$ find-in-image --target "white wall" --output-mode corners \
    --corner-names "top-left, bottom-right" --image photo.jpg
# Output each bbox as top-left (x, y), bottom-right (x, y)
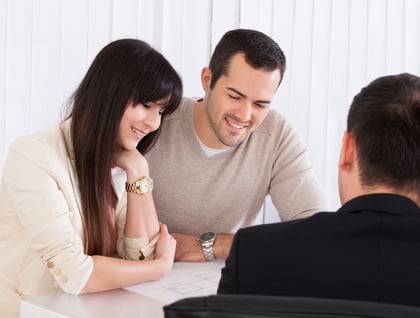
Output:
top-left (1, 0), bottom-right (420, 221)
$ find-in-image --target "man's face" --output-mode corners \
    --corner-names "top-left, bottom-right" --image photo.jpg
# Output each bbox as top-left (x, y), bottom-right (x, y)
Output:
top-left (203, 53), bottom-right (281, 148)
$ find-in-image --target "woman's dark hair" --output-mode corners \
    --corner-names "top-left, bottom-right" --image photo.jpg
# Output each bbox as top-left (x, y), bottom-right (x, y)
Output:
top-left (66, 39), bottom-right (182, 255)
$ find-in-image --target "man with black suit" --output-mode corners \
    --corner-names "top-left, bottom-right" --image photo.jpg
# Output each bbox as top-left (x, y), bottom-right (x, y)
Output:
top-left (217, 73), bottom-right (420, 307)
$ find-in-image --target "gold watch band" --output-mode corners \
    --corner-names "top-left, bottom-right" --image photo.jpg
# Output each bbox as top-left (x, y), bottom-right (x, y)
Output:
top-left (125, 176), bottom-right (153, 194)
top-left (125, 183), bottom-right (138, 193)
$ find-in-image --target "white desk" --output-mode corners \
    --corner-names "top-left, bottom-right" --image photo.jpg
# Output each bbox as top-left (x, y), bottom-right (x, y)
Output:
top-left (20, 260), bottom-right (225, 318)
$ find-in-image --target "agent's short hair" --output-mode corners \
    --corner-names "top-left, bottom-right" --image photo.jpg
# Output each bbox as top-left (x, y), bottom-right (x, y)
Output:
top-left (347, 73), bottom-right (420, 192)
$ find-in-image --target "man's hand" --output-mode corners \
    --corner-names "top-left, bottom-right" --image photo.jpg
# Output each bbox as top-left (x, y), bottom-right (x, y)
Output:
top-left (171, 233), bottom-right (204, 262)
top-left (171, 233), bottom-right (234, 262)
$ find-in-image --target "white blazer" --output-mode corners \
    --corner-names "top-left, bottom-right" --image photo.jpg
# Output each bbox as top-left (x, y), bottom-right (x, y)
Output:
top-left (0, 121), bottom-right (156, 317)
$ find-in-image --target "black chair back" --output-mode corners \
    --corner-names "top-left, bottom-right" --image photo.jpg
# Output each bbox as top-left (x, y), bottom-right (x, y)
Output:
top-left (163, 294), bottom-right (420, 318)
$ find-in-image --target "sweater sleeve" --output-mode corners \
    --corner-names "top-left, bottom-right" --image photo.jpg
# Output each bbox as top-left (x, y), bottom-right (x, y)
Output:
top-left (269, 118), bottom-right (328, 221)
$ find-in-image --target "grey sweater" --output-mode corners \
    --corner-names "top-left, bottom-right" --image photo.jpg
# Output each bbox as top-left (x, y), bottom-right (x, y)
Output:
top-left (145, 97), bottom-right (328, 235)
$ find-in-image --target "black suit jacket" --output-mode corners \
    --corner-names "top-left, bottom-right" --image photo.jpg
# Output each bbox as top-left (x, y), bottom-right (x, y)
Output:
top-left (217, 194), bottom-right (420, 307)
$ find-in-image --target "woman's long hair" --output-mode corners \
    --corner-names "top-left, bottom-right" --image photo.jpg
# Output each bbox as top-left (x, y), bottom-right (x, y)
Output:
top-left (66, 39), bottom-right (182, 255)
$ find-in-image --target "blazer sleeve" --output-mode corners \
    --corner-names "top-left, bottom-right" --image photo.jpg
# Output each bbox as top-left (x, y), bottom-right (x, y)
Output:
top-left (217, 230), bottom-right (241, 294)
top-left (3, 135), bottom-right (93, 295)
top-left (115, 200), bottom-right (159, 261)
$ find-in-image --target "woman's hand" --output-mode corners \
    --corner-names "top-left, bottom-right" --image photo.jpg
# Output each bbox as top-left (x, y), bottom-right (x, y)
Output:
top-left (114, 148), bottom-right (149, 181)
top-left (84, 225), bottom-right (176, 293)
top-left (154, 223), bottom-right (176, 275)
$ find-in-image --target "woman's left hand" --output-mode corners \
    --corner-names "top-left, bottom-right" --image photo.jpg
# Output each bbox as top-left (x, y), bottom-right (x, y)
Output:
top-left (114, 148), bottom-right (149, 181)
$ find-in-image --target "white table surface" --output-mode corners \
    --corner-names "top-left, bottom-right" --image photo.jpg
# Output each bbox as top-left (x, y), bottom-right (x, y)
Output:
top-left (20, 260), bottom-right (225, 318)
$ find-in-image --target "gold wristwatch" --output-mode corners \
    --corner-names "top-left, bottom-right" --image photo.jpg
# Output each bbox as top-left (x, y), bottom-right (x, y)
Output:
top-left (125, 176), bottom-right (153, 194)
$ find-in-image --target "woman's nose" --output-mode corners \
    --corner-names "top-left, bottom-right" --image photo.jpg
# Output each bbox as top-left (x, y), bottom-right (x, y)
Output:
top-left (144, 109), bottom-right (161, 132)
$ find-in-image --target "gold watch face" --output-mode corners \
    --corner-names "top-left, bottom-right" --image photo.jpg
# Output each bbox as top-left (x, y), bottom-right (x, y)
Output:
top-left (137, 177), bottom-right (153, 194)
top-left (126, 177), bottom-right (153, 194)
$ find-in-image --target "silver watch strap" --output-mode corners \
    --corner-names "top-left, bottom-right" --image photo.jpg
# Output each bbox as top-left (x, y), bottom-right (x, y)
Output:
top-left (201, 243), bottom-right (216, 261)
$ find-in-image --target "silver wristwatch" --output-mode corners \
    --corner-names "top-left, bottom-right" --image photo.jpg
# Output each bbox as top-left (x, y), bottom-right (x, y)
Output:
top-left (198, 231), bottom-right (216, 261)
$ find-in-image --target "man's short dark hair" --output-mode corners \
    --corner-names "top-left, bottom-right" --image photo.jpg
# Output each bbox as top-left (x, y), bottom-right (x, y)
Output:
top-left (347, 73), bottom-right (420, 193)
top-left (208, 29), bottom-right (286, 89)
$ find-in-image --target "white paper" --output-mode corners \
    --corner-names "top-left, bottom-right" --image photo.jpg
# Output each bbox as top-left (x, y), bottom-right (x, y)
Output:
top-left (124, 260), bottom-right (225, 304)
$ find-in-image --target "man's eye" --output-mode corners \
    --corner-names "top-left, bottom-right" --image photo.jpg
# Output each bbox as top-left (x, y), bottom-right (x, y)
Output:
top-left (255, 103), bottom-right (267, 109)
top-left (228, 95), bottom-right (240, 100)
top-left (142, 103), bottom-right (151, 109)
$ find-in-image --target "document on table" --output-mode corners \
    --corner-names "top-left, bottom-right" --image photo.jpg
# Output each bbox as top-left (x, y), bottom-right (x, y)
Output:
top-left (125, 259), bottom-right (225, 304)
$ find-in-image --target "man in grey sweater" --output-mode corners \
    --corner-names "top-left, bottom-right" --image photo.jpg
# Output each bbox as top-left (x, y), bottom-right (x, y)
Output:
top-left (145, 29), bottom-right (328, 262)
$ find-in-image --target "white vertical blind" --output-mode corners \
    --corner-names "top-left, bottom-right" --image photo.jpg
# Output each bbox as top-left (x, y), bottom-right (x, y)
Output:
top-left (0, 1), bottom-right (5, 175)
top-left (0, 1), bottom-right (8, 168)
top-left (1, 0), bottom-right (420, 222)
top-left (406, 0), bottom-right (420, 71)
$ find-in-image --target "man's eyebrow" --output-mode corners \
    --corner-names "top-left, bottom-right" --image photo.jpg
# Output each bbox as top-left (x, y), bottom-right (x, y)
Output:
top-left (227, 87), bottom-right (246, 97)
top-left (227, 87), bottom-right (272, 105)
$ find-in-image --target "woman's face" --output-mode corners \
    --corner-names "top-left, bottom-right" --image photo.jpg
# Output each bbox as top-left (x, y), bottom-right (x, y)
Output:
top-left (118, 96), bottom-right (170, 151)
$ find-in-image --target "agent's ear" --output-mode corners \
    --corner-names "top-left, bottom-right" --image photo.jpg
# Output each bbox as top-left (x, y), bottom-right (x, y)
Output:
top-left (338, 131), bottom-right (356, 171)
top-left (201, 67), bottom-right (212, 93)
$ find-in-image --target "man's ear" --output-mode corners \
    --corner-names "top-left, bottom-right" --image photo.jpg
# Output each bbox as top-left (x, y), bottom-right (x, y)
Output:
top-left (201, 67), bottom-right (212, 92)
top-left (339, 131), bottom-right (356, 171)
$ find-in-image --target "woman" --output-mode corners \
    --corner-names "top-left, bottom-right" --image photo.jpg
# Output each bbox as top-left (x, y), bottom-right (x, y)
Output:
top-left (0, 38), bottom-right (182, 317)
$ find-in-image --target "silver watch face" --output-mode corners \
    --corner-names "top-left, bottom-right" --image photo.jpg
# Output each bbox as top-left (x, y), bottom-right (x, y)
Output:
top-left (199, 231), bottom-right (216, 243)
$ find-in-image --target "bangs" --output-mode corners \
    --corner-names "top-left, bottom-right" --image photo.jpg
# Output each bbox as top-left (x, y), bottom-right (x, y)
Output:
top-left (130, 54), bottom-right (182, 115)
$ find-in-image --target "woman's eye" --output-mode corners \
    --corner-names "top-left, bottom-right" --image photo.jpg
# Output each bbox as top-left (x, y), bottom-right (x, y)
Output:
top-left (142, 103), bottom-right (151, 109)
